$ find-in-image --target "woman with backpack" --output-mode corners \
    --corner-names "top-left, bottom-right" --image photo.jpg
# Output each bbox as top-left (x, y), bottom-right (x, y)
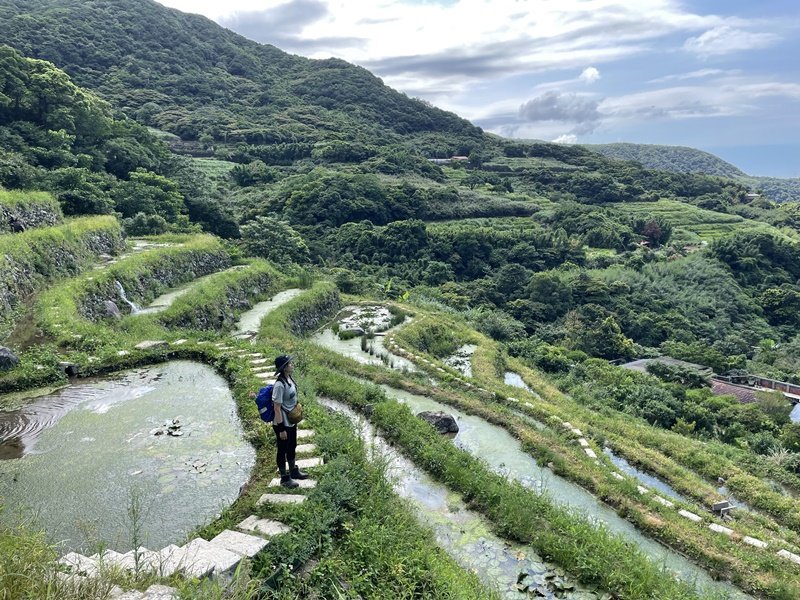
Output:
top-left (272, 354), bottom-right (308, 488)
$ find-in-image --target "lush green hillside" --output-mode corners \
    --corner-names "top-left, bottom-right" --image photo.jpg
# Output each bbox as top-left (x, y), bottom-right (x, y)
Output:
top-left (588, 142), bottom-right (800, 203)
top-left (587, 142), bottom-right (746, 178)
top-left (0, 2), bottom-right (798, 384)
top-left (0, 0), bottom-right (481, 153)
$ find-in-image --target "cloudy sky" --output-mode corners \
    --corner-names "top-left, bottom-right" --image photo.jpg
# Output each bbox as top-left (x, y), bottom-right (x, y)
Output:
top-left (157, 0), bottom-right (800, 177)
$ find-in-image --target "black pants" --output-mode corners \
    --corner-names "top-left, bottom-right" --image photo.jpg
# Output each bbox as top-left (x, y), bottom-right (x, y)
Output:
top-left (274, 425), bottom-right (297, 474)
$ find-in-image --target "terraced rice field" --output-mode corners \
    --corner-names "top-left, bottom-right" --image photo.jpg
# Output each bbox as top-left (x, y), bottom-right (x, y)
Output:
top-left (609, 199), bottom-right (792, 241)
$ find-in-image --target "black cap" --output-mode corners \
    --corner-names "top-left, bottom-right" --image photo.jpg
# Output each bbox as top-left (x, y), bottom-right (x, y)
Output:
top-left (274, 354), bottom-right (293, 375)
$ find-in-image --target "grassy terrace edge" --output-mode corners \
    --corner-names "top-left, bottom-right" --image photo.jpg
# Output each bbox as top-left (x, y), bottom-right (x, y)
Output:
top-left (0, 215), bottom-right (123, 340)
top-left (306, 361), bottom-right (704, 600)
top-left (307, 308), bottom-right (800, 598)
top-left (0, 316), bottom-right (494, 599)
top-left (0, 190), bottom-right (62, 232)
top-left (35, 234), bottom-right (230, 345)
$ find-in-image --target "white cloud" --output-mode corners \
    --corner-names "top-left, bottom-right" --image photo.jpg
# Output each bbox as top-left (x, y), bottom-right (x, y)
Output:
top-left (157, 0), bottom-right (731, 98)
top-left (518, 91), bottom-right (601, 134)
top-left (683, 25), bottom-right (779, 58)
top-left (579, 67), bottom-right (600, 84)
top-left (552, 134), bottom-right (578, 144)
top-left (648, 68), bottom-right (735, 84)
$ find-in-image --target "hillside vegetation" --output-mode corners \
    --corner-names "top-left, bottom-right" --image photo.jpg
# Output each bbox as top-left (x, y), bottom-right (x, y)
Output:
top-left (588, 142), bottom-right (800, 204)
top-left (1, 2), bottom-right (800, 598)
top-left (589, 143), bottom-right (746, 178)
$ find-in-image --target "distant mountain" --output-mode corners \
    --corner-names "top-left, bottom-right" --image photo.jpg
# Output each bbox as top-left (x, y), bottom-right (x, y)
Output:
top-left (0, 0), bottom-right (482, 153)
top-left (587, 143), bottom-right (746, 178)
top-left (587, 143), bottom-right (799, 203)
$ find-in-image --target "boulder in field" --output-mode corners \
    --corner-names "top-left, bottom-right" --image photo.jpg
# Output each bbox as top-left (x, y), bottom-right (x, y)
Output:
top-left (105, 300), bottom-right (122, 319)
top-left (416, 411), bottom-right (459, 434)
top-left (0, 347), bottom-right (19, 371)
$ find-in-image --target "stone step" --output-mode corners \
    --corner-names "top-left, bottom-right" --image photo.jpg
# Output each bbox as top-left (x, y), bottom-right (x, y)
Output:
top-left (238, 353), bottom-right (263, 358)
top-left (709, 523), bottom-right (734, 536)
top-left (295, 457), bottom-right (323, 469)
top-left (143, 584), bottom-right (179, 599)
top-left (110, 590), bottom-right (145, 600)
top-left (268, 477), bottom-right (317, 489)
top-left (238, 515), bottom-right (291, 537)
top-left (135, 340), bottom-right (168, 350)
top-left (91, 549), bottom-right (125, 564)
top-left (652, 496), bottom-right (674, 508)
top-left (743, 536), bottom-right (768, 549)
top-left (256, 372), bottom-right (274, 381)
top-left (111, 584), bottom-right (179, 600)
top-left (55, 570), bottom-right (91, 587)
top-left (251, 365), bottom-right (272, 374)
top-left (250, 358), bottom-right (269, 365)
top-left (295, 443), bottom-right (317, 454)
top-left (113, 547), bottom-right (158, 572)
top-left (58, 552), bottom-right (99, 577)
top-left (777, 549), bottom-right (800, 565)
top-left (257, 493), bottom-right (307, 506)
top-left (296, 429), bottom-right (314, 440)
top-left (171, 339), bottom-right (188, 346)
top-left (678, 509), bottom-right (702, 523)
top-left (161, 538), bottom-right (241, 578)
top-left (210, 529), bottom-right (269, 558)
top-left (150, 544), bottom-right (182, 577)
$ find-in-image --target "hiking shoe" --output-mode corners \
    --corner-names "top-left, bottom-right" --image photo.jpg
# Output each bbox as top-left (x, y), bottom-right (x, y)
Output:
top-left (290, 466), bottom-right (309, 480)
top-left (280, 474), bottom-right (299, 489)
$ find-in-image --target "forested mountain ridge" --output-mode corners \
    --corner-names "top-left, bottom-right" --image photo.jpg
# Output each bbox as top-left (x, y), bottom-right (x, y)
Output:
top-left (2, 0), bottom-right (800, 389)
top-left (0, 0), bottom-right (482, 153)
top-left (587, 143), bottom-right (746, 178)
top-left (588, 142), bottom-right (800, 203)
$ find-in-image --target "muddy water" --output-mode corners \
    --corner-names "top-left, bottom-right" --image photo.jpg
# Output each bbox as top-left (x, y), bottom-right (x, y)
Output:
top-left (320, 398), bottom-right (597, 599)
top-left (504, 371), bottom-right (532, 392)
top-left (444, 344), bottom-right (476, 378)
top-left (0, 361), bottom-right (254, 553)
top-left (603, 448), bottom-right (688, 503)
top-left (135, 267), bottom-right (246, 316)
top-left (377, 384), bottom-right (749, 599)
top-left (235, 288), bottom-right (303, 336)
top-left (312, 328), bottom-right (418, 372)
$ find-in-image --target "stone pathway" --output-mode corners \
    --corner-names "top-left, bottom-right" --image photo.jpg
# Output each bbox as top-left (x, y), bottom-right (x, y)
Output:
top-left (54, 427), bottom-right (324, 594)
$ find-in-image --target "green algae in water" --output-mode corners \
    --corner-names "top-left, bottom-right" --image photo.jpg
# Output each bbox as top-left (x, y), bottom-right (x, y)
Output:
top-left (0, 361), bottom-right (254, 553)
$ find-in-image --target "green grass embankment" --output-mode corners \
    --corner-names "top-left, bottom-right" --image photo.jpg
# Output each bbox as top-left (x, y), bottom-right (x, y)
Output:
top-left (307, 364), bottom-right (704, 600)
top-left (157, 260), bottom-right (284, 331)
top-left (313, 308), bottom-right (800, 598)
top-left (35, 234), bottom-right (230, 345)
top-left (258, 281), bottom-right (341, 342)
top-left (0, 215), bottom-right (123, 339)
top-left (0, 190), bottom-right (62, 232)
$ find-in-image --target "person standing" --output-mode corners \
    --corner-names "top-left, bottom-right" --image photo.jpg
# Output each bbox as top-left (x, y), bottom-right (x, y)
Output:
top-left (272, 355), bottom-right (308, 488)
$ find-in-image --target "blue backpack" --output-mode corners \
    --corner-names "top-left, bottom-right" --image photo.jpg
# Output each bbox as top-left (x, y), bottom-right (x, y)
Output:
top-left (255, 384), bottom-right (275, 423)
